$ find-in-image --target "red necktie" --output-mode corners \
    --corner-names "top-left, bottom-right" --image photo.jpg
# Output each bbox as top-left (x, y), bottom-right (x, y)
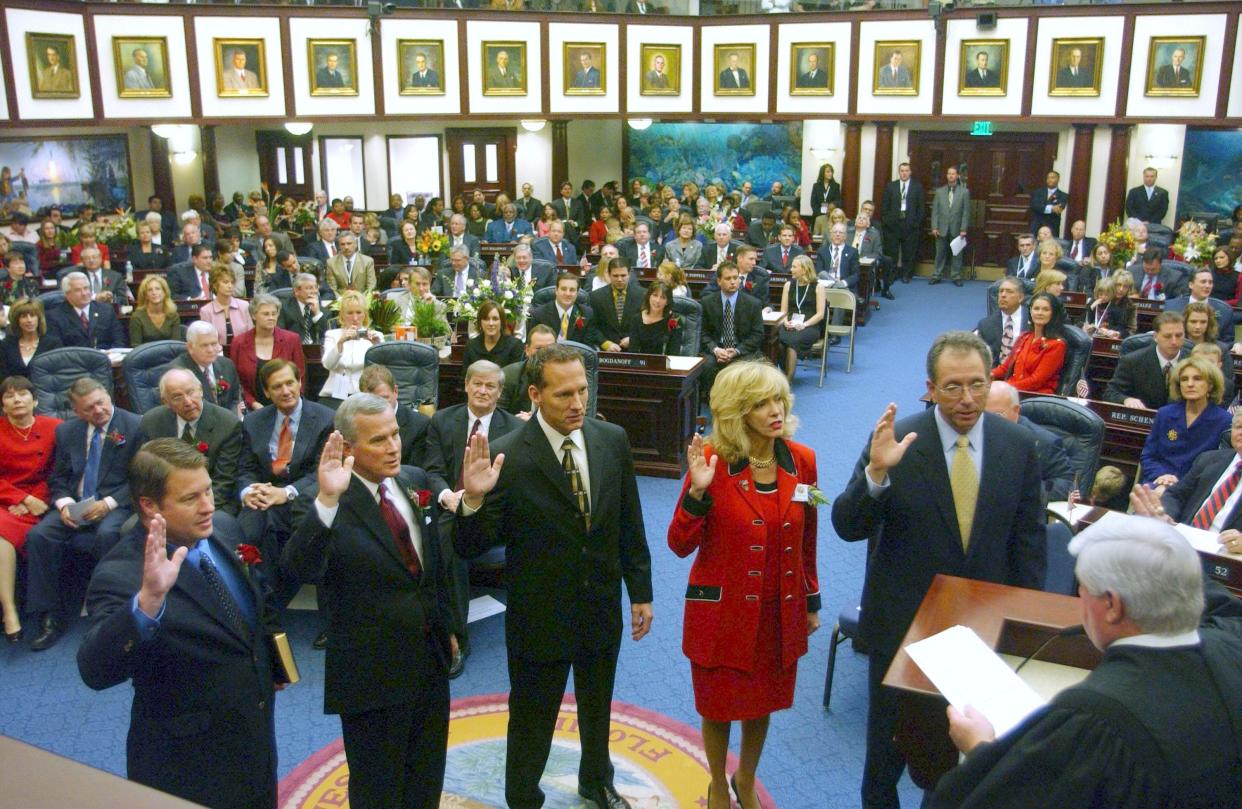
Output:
top-left (379, 484), bottom-right (421, 578)
top-left (1142, 275), bottom-right (1156, 298)
top-left (79, 310), bottom-right (90, 330)
top-left (199, 271), bottom-right (210, 298)
top-left (782, 248), bottom-right (789, 267)
top-left (272, 416), bottom-right (292, 475)
top-left (1192, 465), bottom-right (1242, 530)
top-left (554, 243), bottom-right (563, 264)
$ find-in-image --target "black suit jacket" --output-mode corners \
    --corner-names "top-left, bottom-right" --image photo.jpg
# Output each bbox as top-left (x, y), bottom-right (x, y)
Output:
top-left (77, 515), bottom-right (279, 809)
top-left (430, 267), bottom-right (482, 298)
top-left (589, 284), bottom-right (644, 346)
top-left (975, 307), bottom-right (1025, 368)
top-left (1129, 265), bottom-right (1188, 301)
top-left (698, 241), bottom-right (742, 269)
top-left (138, 403), bottom-right (243, 512)
top-left (277, 297), bottom-right (329, 345)
top-left (169, 352), bottom-right (242, 414)
top-left (1125, 185), bottom-right (1170, 224)
top-left (127, 244), bottom-right (170, 271)
top-left (1164, 449), bottom-right (1242, 530)
top-left (701, 266), bottom-right (771, 306)
top-left (0, 332), bottom-right (60, 378)
top-left (166, 262), bottom-right (208, 301)
top-left (285, 468), bottom-right (451, 715)
top-left (46, 300), bottom-right (127, 350)
top-left (831, 410), bottom-right (1046, 655)
top-left (1104, 345), bottom-right (1191, 409)
top-left (551, 197), bottom-right (587, 228)
top-left (700, 291), bottom-right (764, 357)
top-left (304, 240), bottom-right (336, 264)
top-left (1029, 187), bottom-right (1068, 237)
top-left (813, 243), bottom-right (861, 290)
top-left (880, 178), bottom-right (925, 233)
top-left (455, 416), bottom-right (652, 661)
top-left (762, 243), bottom-right (805, 272)
top-left (48, 410), bottom-right (142, 508)
top-left (529, 300), bottom-right (603, 347)
top-left (616, 237), bottom-right (663, 270)
top-left (425, 405), bottom-right (519, 498)
top-left (237, 399), bottom-right (335, 496)
top-left (746, 222), bottom-right (779, 249)
top-left (397, 405), bottom-right (430, 468)
top-left (810, 180), bottom-right (843, 215)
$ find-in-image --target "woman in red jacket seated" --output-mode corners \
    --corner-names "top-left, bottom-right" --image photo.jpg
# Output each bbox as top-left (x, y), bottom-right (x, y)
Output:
top-left (668, 361), bottom-right (820, 809)
top-left (991, 291), bottom-right (1068, 394)
top-left (229, 293), bottom-right (306, 410)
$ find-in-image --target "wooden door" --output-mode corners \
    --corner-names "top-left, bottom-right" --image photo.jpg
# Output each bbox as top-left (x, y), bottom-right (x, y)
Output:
top-left (908, 131), bottom-right (1059, 266)
top-left (445, 128), bottom-right (517, 205)
top-left (255, 130), bottom-right (314, 201)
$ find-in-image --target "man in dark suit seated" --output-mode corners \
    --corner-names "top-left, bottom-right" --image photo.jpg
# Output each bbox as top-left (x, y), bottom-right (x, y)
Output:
top-left (501, 326), bottom-right (558, 416)
top-left (509, 243), bottom-right (556, 290)
top-left (532, 220), bottom-right (579, 266)
top-left (1130, 247), bottom-right (1188, 302)
top-left (445, 213), bottom-right (481, 258)
top-left (746, 210), bottom-right (779, 249)
top-left (456, 344), bottom-right (653, 809)
top-left (170, 321), bottom-right (243, 415)
top-left (431, 247), bottom-right (482, 298)
top-left (588, 255), bottom-right (642, 352)
top-left (254, 213), bottom-right (295, 256)
top-left (167, 244), bottom-right (215, 302)
top-left (77, 438), bottom-right (282, 809)
top-left (1125, 167), bottom-right (1170, 225)
top-left (424, 360), bottom-right (519, 678)
top-left (985, 381), bottom-right (1076, 501)
top-left (1162, 267), bottom-right (1234, 337)
top-left (1062, 219), bottom-right (1096, 266)
top-left (529, 272), bottom-right (602, 348)
top-left (284, 395), bottom-right (453, 809)
top-left (698, 222), bottom-right (742, 270)
top-left (169, 221), bottom-right (203, 266)
top-left (1003, 233), bottom-right (1039, 285)
top-left (485, 202), bottom-right (534, 243)
top-left (359, 364), bottom-right (430, 468)
top-left (26, 379), bottom-right (141, 650)
top-left (45, 271), bottom-right (128, 350)
top-left (75, 246), bottom-right (130, 305)
top-left (1104, 311), bottom-right (1189, 410)
top-left (975, 278), bottom-right (1026, 369)
top-left (814, 223), bottom-right (860, 292)
top-left (702, 244), bottom-right (770, 307)
top-left (616, 222), bottom-right (661, 271)
top-left (236, 359), bottom-right (335, 603)
top-left (278, 272), bottom-right (330, 346)
top-left (700, 261), bottom-right (765, 395)
top-left (304, 219), bottom-right (340, 264)
top-left (551, 181), bottom-right (586, 232)
top-left (762, 224), bottom-right (805, 272)
top-left (833, 331), bottom-right (1045, 809)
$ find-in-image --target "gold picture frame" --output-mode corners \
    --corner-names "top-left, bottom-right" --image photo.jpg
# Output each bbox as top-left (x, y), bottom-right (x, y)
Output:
top-left (1048, 37), bottom-right (1103, 97)
top-left (958, 39), bottom-right (1008, 97)
top-left (873, 40), bottom-right (919, 96)
top-left (564, 42), bottom-right (606, 96)
top-left (639, 43), bottom-right (680, 96)
top-left (308, 39), bottom-right (358, 97)
top-left (26, 32), bottom-right (78, 99)
top-left (214, 38), bottom-right (268, 98)
top-left (1145, 35), bottom-right (1205, 97)
top-left (481, 41), bottom-right (527, 96)
top-left (398, 39), bottom-right (445, 96)
top-left (790, 42), bottom-right (834, 97)
top-left (112, 36), bottom-right (171, 99)
top-left (713, 43), bottom-right (756, 97)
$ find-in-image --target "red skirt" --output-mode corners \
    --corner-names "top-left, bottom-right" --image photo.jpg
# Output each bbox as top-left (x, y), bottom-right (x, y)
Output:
top-left (0, 510), bottom-right (38, 553)
top-left (691, 598), bottom-right (797, 722)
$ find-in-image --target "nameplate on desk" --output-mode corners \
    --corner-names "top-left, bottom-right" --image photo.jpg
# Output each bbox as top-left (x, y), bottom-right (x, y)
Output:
top-left (1092, 338), bottom-right (1121, 355)
top-left (1062, 292), bottom-right (1088, 305)
top-left (598, 353), bottom-right (668, 370)
top-left (1133, 299), bottom-right (1163, 313)
top-left (1232, 354), bottom-right (1242, 373)
top-left (1098, 406), bottom-right (1155, 429)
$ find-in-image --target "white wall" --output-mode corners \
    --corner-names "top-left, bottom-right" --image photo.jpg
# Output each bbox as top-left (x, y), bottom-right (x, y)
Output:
top-left (567, 120), bottom-right (623, 192)
top-left (1128, 124), bottom-right (1186, 226)
top-left (214, 126), bottom-right (262, 200)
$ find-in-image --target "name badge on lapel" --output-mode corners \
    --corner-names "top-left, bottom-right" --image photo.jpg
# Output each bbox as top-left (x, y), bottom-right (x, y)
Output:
top-left (792, 484), bottom-right (810, 503)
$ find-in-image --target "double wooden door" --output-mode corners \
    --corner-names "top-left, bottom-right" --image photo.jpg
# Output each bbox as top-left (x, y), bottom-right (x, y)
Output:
top-left (445, 128), bottom-right (517, 206)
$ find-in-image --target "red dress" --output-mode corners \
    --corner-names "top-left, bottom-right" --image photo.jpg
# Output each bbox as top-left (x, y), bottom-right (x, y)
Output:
top-left (0, 415), bottom-right (62, 552)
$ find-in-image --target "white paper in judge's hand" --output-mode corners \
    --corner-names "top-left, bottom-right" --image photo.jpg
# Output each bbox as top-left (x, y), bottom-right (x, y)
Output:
top-left (904, 624), bottom-right (1047, 738)
top-left (950, 235), bottom-right (968, 256)
top-left (66, 497), bottom-right (98, 524)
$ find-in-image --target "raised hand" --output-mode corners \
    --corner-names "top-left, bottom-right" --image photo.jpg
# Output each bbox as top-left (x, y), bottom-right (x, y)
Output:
top-left (461, 432), bottom-right (504, 508)
top-left (866, 403), bottom-right (917, 483)
top-left (686, 433), bottom-right (718, 499)
top-left (137, 515), bottom-right (187, 619)
top-left (1129, 483), bottom-right (1174, 524)
top-left (316, 431), bottom-right (355, 507)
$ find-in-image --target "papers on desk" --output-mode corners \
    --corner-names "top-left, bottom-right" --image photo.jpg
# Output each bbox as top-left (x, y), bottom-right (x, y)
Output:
top-left (1172, 522), bottom-right (1232, 557)
top-left (950, 235), bottom-right (968, 256)
top-left (467, 595), bottom-right (506, 624)
top-left (762, 310), bottom-right (786, 326)
top-left (905, 625), bottom-right (1047, 738)
top-left (667, 355), bottom-right (701, 372)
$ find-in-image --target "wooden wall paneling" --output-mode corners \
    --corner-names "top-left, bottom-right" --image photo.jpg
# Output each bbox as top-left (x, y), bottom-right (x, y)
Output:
top-left (540, 20), bottom-right (550, 115)
top-left (458, 18), bottom-right (470, 116)
top-left (1102, 124), bottom-right (1130, 226)
top-left (201, 125), bottom-right (220, 199)
top-left (280, 16), bottom-right (296, 119)
top-left (767, 22), bottom-right (778, 116)
top-left (872, 121), bottom-right (894, 208)
top-left (372, 17), bottom-right (385, 117)
top-left (0, 10), bottom-right (18, 122)
top-left (1114, 13), bottom-right (1135, 118)
top-left (1065, 123), bottom-right (1094, 232)
top-left (1020, 16), bottom-right (1037, 117)
top-left (183, 13), bottom-right (202, 119)
top-left (618, 23), bottom-right (627, 115)
top-left (149, 128), bottom-right (176, 212)
top-left (81, 11), bottom-right (105, 121)
top-left (1217, 12), bottom-right (1239, 120)
top-left (552, 120), bottom-right (569, 189)
top-left (848, 19), bottom-right (860, 116)
top-left (931, 17), bottom-right (946, 117)
top-left (692, 25), bottom-right (701, 116)
top-left (842, 121), bottom-right (862, 217)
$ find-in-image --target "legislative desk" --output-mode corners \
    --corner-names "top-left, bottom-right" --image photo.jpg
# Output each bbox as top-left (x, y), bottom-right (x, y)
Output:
top-left (884, 574), bottom-right (1101, 790)
top-left (1062, 291), bottom-right (1160, 335)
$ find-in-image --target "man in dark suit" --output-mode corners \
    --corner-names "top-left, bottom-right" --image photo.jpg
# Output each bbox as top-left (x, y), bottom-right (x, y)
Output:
top-left (169, 221), bottom-right (203, 266)
top-left (1163, 267), bottom-right (1234, 336)
top-left (77, 439), bottom-right (281, 809)
top-left (1130, 247), bottom-right (1188, 301)
top-left (1062, 219), bottom-right (1096, 265)
top-left (285, 395), bottom-right (453, 809)
top-left (430, 248), bottom-right (483, 298)
top-left (573, 181), bottom-right (596, 228)
top-left (170, 322), bottom-right (243, 415)
top-left (26, 380), bottom-right (141, 650)
top-left (425, 361), bottom-right (519, 677)
top-left (985, 381), bottom-right (1076, 502)
top-left (1104, 311), bottom-right (1189, 410)
top-left (551, 181), bottom-right (586, 230)
top-left (278, 272), bottom-right (331, 346)
top-left (699, 222), bottom-right (742, 270)
top-left (963, 50), bottom-right (1000, 87)
top-left (1054, 46), bottom-right (1093, 88)
top-left (1029, 170), bottom-right (1068, 238)
top-left (304, 219), bottom-right (340, 265)
top-left (814, 223), bottom-right (860, 291)
top-left (533, 221), bottom-right (579, 266)
top-left (167, 244), bottom-right (215, 301)
top-left (457, 344), bottom-right (653, 809)
top-left (485, 203), bottom-right (535, 243)
top-left (510, 244), bottom-right (556, 290)
top-left (518, 183), bottom-right (544, 224)
top-left (316, 52), bottom-right (347, 88)
top-left (701, 245), bottom-right (770, 306)
top-left (501, 326), bottom-right (558, 416)
top-left (615, 222), bottom-right (662, 272)
top-left (74, 246), bottom-right (130, 304)
top-left (1125, 167), bottom-right (1170, 224)
top-left (360, 365), bottom-right (430, 468)
top-left (700, 261), bottom-right (765, 395)
top-left (796, 52), bottom-right (829, 88)
top-left (45, 271), bottom-right (128, 350)
top-left (762, 225), bottom-right (805, 272)
top-left (588, 255), bottom-right (642, 352)
top-left (719, 52), bottom-right (750, 89)
top-left (445, 213), bottom-right (481, 258)
top-left (409, 51), bottom-right (441, 87)
top-left (529, 272), bottom-right (603, 347)
top-left (138, 368), bottom-right (243, 513)
top-left (1154, 47), bottom-right (1193, 88)
top-left (975, 278), bottom-right (1026, 368)
top-left (746, 210), bottom-right (779, 249)
top-left (254, 214), bottom-right (295, 257)
top-left (880, 162), bottom-right (925, 284)
top-left (237, 359), bottom-right (335, 602)
top-left (832, 331), bottom-right (1045, 809)
top-left (1004, 233), bottom-right (1039, 285)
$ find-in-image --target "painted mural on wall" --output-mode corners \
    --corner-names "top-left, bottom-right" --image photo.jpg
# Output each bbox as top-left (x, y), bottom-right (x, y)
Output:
top-left (0, 135), bottom-right (132, 218)
top-left (1177, 128), bottom-right (1242, 222)
top-left (627, 122), bottom-right (802, 198)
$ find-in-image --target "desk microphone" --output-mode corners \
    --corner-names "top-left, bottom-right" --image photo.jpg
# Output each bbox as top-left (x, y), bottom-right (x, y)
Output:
top-left (1014, 625), bottom-right (1085, 673)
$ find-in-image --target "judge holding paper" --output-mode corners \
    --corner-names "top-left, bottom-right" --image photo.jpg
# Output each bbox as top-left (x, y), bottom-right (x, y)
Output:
top-left (931, 513), bottom-right (1242, 809)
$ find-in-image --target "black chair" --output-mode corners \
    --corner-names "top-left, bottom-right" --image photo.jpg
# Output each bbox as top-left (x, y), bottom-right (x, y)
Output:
top-left (121, 340), bottom-right (185, 415)
top-left (1119, 331), bottom-right (1154, 357)
top-left (1056, 324), bottom-right (1092, 396)
top-left (1147, 223), bottom-right (1174, 248)
top-left (1042, 515), bottom-right (1077, 596)
top-left (1021, 394), bottom-right (1106, 496)
top-left (822, 600), bottom-right (862, 710)
top-left (37, 290), bottom-right (65, 309)
top-left (531, 286), bottom-right (591, 310)
top-left (270, 287), bottom-right (295, 305)
top-left (364, 341), bottom-right (440, 411)
top-left (670, 295), bottom-right (702, 356)
top-left (8, 241), bottom-right (37, 272)
top-left (560, 340), bottom-right (599, 420)
top-left (29, 346), bottom-right (115, 418)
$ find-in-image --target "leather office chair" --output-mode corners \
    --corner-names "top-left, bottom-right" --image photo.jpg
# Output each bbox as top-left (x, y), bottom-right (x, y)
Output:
top-left (270, 287), bottom-right (295, 305)
top-left (822, 601), bottom-right (862, 710)
top-left (121, 340), bottom-right (186, 415)
top-left (559, 340), bottom-right (599, 420)
top-left (1021, 394), bottom-right (1106, 496)
top-left (531, 286), bottom-right (591, 310)
top-left (1056, 324), bottom-right (1092, 396)
top-left (364, 341), bottom-right (441, 415)
top-left (37, 290), bottom-right (65, 309)
top-left (1119, 331), bottom-right (1155, 357)
top-left (670, 295), bottom-right (702, 357)
top-left (1042, 515), bottom-right (1078, 596)
top-left (8, 241), bottom-right (38, 275)
top-left (29, 346), bottom-right (115, 418)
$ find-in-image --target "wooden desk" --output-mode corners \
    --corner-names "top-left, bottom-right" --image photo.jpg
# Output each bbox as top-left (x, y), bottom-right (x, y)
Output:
top-left (884, 575), bottom-right (1101, 789)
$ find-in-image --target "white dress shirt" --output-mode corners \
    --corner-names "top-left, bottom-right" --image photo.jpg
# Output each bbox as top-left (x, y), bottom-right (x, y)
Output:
top-left (536, 410), bottom-right (590, 509)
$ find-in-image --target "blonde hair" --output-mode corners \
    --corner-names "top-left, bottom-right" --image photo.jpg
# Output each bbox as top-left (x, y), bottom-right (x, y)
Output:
top-left (828, 209), bottom-right (848, 226)
top-left (1169, 354), bottom-right (1224, 404)
top-left (337, 289), bottom-right (370, 326)
top-left (1182, 301), bottom-right (1219, 342)
top-left (706, 361), bottom-right (798, 464)
top-left (136, 274), bottom-right (176, 316)
top-left (656, 259), bottom-right (687, 289)
top-left (790, 254), bottom-right (816, 284)
top-left (1032, 268), bottom-right (1067, 297)
top-left (595, 255), bottom-right (613, 281)
top-left (1037, 238), bottom-right (1064, 264)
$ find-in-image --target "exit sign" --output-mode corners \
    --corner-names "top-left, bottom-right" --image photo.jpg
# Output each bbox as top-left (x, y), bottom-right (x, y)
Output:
top-left (971, 121), bottom-right (994, 136)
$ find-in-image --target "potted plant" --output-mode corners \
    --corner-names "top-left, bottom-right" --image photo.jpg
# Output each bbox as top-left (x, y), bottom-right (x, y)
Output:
top-left (411, 298), bottom-right (452, 349)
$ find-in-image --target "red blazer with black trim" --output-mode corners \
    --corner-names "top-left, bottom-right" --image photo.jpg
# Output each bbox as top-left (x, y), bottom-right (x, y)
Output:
top-left (991, 331), bottom-right (1066, 394)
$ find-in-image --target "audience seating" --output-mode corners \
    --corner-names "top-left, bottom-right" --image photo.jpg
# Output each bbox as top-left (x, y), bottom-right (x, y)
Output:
top-left (820, 287), bottom-right (857, 383)
top-left (1118, 331), bottom-right (1154, 356)
top-left (1056, 324), bottom-right (1092, 396)
top-left (531, 286), bottom-right (591, 310)
top-left (559, 340), bottom-right (599, 420)
top-left (1020, 394), bottom-right (1106, 495)
top-left (29, 347), bottom-right (115, 418)
top-left (37, 290), bottom-right (65, 309)
top-left (270, 287), bottom-right (295, 304)
top-left (121, 340), bottom-right (186, 414)
top-left (8, 241), bottom-right (37, 273)
top-left (670, 295), bottom-right (703, 357)
top-left (364, 341), bottom-right (440, 414)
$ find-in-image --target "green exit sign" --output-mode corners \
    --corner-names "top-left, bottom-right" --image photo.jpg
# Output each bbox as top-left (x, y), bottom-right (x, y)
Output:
top-left (971, 121), bottom-right (994, 136)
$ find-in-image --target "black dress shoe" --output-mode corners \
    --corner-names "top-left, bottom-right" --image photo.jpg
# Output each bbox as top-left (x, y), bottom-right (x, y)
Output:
top-left (6, 627), bottom-right (22, 644)
top-left (30, 615), bottom-right (63, 652)
top-left (953, 279), bottom-right (963, 287)
top-left (882, 289), bottom-right (895, 300)
top-left (578, 783), bottom-right (632, 808)
top-left (928, 278), bottom-right (941, 285)
top-left (312, 630), bottom-right (329, 650)
top-left (448, 649), bottom-right (465, 679)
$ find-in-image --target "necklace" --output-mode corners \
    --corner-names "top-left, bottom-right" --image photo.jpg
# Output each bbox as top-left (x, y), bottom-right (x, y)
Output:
top-left (748, 455), bottom-right (776, 469)
top-left (10, 419), bottom-right (34, 441)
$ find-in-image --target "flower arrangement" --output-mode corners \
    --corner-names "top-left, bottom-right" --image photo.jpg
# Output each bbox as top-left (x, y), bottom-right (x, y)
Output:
top-left (443, 273), bottom-right (535, 330)
top-left (416, 229), bottom-right (448, 259)
top-left (95, 209), bottom-right (138, 251)
top-left (196, 441), bottom-right (209, 454)
top-left (1169, 220), bottom-right (1217, 269)
top-left (1097, 220), bottom-right (1137, 269)
top-left (696, 210), bottom-right (728, 240)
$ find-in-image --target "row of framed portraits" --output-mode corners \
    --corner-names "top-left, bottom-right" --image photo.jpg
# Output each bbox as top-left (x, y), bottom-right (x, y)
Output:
top-left (23, 29), bottom-right (1208, 102)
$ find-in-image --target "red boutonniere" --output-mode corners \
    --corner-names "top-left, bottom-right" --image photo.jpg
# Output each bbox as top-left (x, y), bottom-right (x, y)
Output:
top-left (744, 280), bottom-right (754, 291)
top-left (107, 430), bottom-right (125, 446)
top-left (216, 379), bottom-right (230, 396)
top-left (667, 316), bottom-right (680, 332)
top-left (196, 441), bottom-right (209, 454)
top-left (235, 543), bottom-right (262, 566)
top-left (574, 316), bottom-right (586, 330)
top-left (407, 487), bottom-right (433, 525)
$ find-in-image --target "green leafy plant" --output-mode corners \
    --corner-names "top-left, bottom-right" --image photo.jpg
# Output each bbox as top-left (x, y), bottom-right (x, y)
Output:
top-left (412, 298), bottom-right (451, 338)
top-left (369, 296), bottom-right (404, 335)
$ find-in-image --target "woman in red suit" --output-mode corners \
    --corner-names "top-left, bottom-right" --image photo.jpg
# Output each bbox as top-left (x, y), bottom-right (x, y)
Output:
top-left (668, 361), bottom-right (821, 809)
top-left (0, 376), bottom-right (61, 642)
top-left (990, 291), bottom-right (1068, 394)
top-left (229, 293), bottom-right (306, 410)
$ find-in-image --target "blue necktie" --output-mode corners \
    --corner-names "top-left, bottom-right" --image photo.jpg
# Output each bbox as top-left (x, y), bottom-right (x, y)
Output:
top-left (81, 428), bottom-right (103, 500)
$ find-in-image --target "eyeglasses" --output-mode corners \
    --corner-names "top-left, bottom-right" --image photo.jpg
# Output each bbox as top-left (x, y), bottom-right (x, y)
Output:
top-left (936, 381), bottom-right (989, 399)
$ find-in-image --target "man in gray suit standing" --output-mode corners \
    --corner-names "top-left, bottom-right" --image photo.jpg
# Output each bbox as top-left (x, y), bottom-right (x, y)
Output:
top-left (931, 166), bottom-right (970, 287)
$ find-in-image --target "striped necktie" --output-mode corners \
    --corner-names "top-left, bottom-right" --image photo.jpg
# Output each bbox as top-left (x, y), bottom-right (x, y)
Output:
top-left (1192, 464), bottom-right (1242, 530)
top-left (561, 437), bottom-right (590, 531)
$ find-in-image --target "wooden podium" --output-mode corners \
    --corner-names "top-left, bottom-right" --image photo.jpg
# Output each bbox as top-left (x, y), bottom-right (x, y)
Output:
top-left (882, 575), bottom-right (1103, 790)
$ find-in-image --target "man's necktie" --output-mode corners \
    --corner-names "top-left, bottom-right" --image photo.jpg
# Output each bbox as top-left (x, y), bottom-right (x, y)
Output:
top-left (199, 271), bottom-right (210, 298)
top-left (455, 272), bottom-right (465, 296)
top-left (782, 248), bottom-right (789, 267)
top-left (614, 288), bottom-right (626, 324)
top-left (948, 187), bottom-right (955, 208)
top-left (561, 438), bottom-right (590, 531)
top-left (182, 422), bottom-right (195, 444)
top-left (81, 428), bottom-right (103, 500)
top-left (91, 273), bottom-right (100, 293)
top-left (327, 243), bottom-right (336, 258)
top-left (1000, 316), bottom-right (1014, 362)
top-left (950, 435), bottom-right (978, 551)
top-left (901, 183), bottom-right (907, 205)
top-left (640, 246), bottom-right (649, 268)
top-left (1163, 362), bottom-right (1172, 383)
top-left (554, 243), bottom-right (564, 264)
top-left (722, 299), bottom-right (735, 348)
top-left (1192, 465), bottom-right (1242, 529)
top-left (832, 247), bottom-right (841, 275)
top-left (379, 485), bottom-right (421, 578)
top-left (199, 552), bottom-right (252, 632)
top-left (205, 366), bottom-right (218, 404)
top-left (1073, 241), bottom-right (1082, 261)
top-left (79, 309), bottom-right (90, 331)
top-left (302, 305), bottom-right (315, 344)
top-left (1143, 275), bottom-right (1157, 298)
top-left (346, 258), bottom-right (354, 285)
top-left (273, 416), bottom-right (292, 475)
top-left (560, 311), bottom-right (569, 339)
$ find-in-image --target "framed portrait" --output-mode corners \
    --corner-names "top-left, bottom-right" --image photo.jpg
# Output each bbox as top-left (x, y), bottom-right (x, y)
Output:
top-left (25, 33), bottom-right (78, 99)
top-left (1145, 36), bottom-right (1205, 97)
top-left (958, 39), bottom-right (1008, 97)
top-left (873, 40), bottom-right (919, 96)
top-left (481, 41), bottom-right (527, 97)
top-left (713, 43), bottom-right (756, 97)
top-left (308, 39), bottom-right (358, 97)
top-left (398, 39), bottom-right (445, 96)
top-left (112, 36), bottom-right (171, 99)
top-left (639, 43), bottom-right (680, 96)
top-left (1048, 37), bottom-right (1103, 97)
top-left (790, 42), bottom-right (834, 97)
top-left (213, 38), bottom-right (268, 98)
top-left (564, 42), bottom-right (606, 96)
